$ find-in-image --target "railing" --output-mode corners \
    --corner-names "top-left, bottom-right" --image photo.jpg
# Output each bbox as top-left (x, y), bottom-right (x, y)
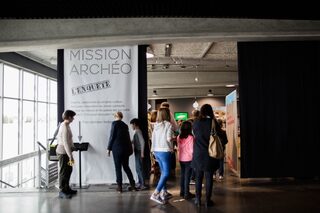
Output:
top-left (37, 141), bottom-right (58, 189)
top-left (0, 140), bottom-right (58, 190)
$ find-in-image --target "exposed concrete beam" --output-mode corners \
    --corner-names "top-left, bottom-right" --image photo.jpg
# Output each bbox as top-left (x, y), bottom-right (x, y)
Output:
top-left (1, 18), bottom-right (320, 52)
top-left (200, 42), bottom-right (215, 58)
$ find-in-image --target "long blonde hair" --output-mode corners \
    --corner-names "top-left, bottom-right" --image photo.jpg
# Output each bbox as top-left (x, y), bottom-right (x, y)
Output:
top-left (156, 107), bottom-right (171, 122)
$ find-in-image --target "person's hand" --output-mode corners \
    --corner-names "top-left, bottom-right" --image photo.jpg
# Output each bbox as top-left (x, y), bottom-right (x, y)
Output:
top-left (68, 158), bottom-right (75, 166)
top-left (107, 150), bottom-right (111, 157)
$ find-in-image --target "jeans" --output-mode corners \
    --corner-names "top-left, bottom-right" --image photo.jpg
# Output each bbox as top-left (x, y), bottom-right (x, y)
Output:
top-left (113, 152), bottom-right (135, 186)
top-left (179, 161), bottom-right (192, 196)
top-left (134, 150), bottom-right (144, 186)
top-left (195, 169), bottom-right (214, 201)
top-left (58, 154), bottom-right (73, 193)
top-left (154, 152), bottom-right (171, 192)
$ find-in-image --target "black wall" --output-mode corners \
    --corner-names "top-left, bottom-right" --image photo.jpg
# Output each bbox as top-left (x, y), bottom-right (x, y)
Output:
top-left (238, 41), bottom-right (320, 178)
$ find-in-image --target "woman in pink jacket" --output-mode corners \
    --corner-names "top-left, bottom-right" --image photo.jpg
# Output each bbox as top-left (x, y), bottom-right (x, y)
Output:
top-left (177, 121), bottom-right (195, 199)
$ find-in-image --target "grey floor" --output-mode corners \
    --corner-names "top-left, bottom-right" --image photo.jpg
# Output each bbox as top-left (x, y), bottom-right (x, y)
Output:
top-left (1, 173), bottom-right (320, 213)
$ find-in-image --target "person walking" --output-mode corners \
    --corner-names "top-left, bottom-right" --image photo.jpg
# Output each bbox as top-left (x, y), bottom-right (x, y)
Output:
top-left (192, 104), bottom-right (219, 207)
top-left (56, 110), bottom-right (77, 199)
top-left (107, 112), bottom-right (136, 193)
top-left (150, 108), bottom-right (174, 204)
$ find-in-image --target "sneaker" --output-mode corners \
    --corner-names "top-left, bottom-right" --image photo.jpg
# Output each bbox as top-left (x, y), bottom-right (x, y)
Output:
top-left (218, 176), bottom-right (224, 181)
top-left (160, 190), bottom-right (173, 200)
top-left (59, 191), bottom-right (72, 199)
top-left (150, 193), bottom-right (166, 204)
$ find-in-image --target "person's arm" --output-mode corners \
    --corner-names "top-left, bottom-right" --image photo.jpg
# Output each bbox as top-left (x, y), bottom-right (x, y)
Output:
top-left (63, 125), bottom-right (73, 160)
top-left (137, 130), bottom-right (145, 158)
top-left (167, 123), bottom-right (174, 143)
top-left (107, 122), bottom-right (117, 155)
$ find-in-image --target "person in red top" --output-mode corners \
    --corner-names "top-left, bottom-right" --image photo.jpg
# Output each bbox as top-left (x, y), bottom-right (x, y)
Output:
top-left (177, 121), bottom-right (195, 199)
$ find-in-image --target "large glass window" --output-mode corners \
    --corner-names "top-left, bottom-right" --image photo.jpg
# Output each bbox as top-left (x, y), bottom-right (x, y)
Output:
top-left (2, 99), bottom-right (19, 160)
top-left (38, 76), bottom-right (47, 102)
top-left (23, 72), bottom-right (35, 100)
top-left (49, 104), bottom-right (57, 138)
top-left (22, 101), bottom-right (35, 154)
top-left (3, 65), bottom-right (19, 98)
top-left (37, 102), bottom-right (47, 145)
top-left (0, 62), bottom-right (57, 189)
top-left (50, 80), bottom-right (57, 103)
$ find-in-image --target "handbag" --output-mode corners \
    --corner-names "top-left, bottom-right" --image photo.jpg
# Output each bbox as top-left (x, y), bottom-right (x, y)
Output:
top-left (208, 119), bottom-right (224, 159)
top-left (48, 123), bottom-right (61, 161)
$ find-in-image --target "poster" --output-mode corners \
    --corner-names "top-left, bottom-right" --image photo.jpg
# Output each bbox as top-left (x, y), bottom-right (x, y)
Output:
top-left (225, 90), bottom-right (239, 176)
top-left (64, 46), bottom-right (138, 184)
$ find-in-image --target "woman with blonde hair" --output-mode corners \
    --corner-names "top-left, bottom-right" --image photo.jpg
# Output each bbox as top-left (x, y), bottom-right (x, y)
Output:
top-left (150, 108), bottom-right (174, 204)
top-left (107, 112), bottom-right (136, 193)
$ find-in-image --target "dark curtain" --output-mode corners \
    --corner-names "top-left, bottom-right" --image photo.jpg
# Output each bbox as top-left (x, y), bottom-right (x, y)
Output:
top-left (138, 45), bottom-right (151, 180)
top-left (238, 41), bottom-right (320, 178)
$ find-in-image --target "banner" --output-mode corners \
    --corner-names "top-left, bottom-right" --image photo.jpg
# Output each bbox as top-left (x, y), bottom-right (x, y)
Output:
top-left (64, 46), bottom-right (138, 184)
top-left (225, 90), bottom-right (239, 176)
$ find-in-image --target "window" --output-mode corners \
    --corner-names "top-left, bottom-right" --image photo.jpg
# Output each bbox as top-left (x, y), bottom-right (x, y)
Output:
top-left (37, 102), bottom-right (47, 145)
top-left (22, 101), bottom-right (35, 154)
top-left (2, 99), bottom-right (19, 160)
top-left (50, 80), bottom-right (57, 103)
top-left (38, 76), bottom-right (47, 102)
top-left (23, 72), bottom-right (35, 100)
top-left (0, 62), bottom-right (57, 188)
top-left (3, 65), bottom-right (19, 98)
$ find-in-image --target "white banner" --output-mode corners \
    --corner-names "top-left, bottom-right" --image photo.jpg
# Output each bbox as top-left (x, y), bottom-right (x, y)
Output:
top-left (64, 46), bottom-right (138, 184)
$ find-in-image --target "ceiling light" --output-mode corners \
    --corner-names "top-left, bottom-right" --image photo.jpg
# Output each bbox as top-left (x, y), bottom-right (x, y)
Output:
top-left (152, 90), bottom-right (158, 96)
top-left (194, 77), bottom-right (199, 82)
top-left (146, 52), bottom-right (154, 58)
top-left (207, 89), bottom-right (214, 96)
top-left (226, 84), bottom-right (236, 88)
top-left (192, 100), bottom-right (199, 109)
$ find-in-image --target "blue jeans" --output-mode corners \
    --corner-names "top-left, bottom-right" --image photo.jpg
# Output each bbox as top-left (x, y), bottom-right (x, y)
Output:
top-left (154, 152), bottom-right (171, 192)
top-left (135, 151), bottom-right (144, 186)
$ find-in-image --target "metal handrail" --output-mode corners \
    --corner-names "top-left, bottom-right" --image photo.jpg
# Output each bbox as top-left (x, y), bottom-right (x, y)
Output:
top-left (0, 180), bottom-right (15, 188)
top-left (0, 150), bottom-right (45, 168)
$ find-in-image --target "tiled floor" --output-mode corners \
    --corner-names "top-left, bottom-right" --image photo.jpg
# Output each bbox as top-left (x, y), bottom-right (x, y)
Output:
top-left (1, 173), bottom-right (320, 213)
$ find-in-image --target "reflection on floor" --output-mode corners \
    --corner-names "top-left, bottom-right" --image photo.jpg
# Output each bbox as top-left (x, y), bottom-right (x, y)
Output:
top-left (1, 170), bottom-right (320, 213)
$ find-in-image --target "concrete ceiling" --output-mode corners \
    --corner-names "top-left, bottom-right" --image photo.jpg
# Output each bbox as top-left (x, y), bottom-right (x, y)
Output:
top-left (2, 18), bottom-right (320, 99)
top-left (17, 41), bottom-right (238, 99)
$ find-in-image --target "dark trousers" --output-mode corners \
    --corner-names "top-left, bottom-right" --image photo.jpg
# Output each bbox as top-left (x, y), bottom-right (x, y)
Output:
top-left (195, 170), bottom-right (214, 201)
top-left (58, 154), bottom-right (73, 193)
top-left (113, 153), bottom-right (135, 186)
top-left (179, 161), bottom-right (192, 196)
top-left (219, 158), bottom-right (224, 176)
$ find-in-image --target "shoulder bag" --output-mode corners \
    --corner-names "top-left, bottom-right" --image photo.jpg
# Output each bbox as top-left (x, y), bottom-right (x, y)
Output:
top-left (208, 119), bottom-right (224, 159)
top-left (48, 123), bottom-right (61, 161)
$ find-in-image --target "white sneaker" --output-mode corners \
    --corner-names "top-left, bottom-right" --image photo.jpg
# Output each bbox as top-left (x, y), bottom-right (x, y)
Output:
top-left (218, 176), bottom-right (224, 181)
top-left (150, 193), bottom-right (166, 204)
top-left (160, 190), bottom-right (173, 200)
